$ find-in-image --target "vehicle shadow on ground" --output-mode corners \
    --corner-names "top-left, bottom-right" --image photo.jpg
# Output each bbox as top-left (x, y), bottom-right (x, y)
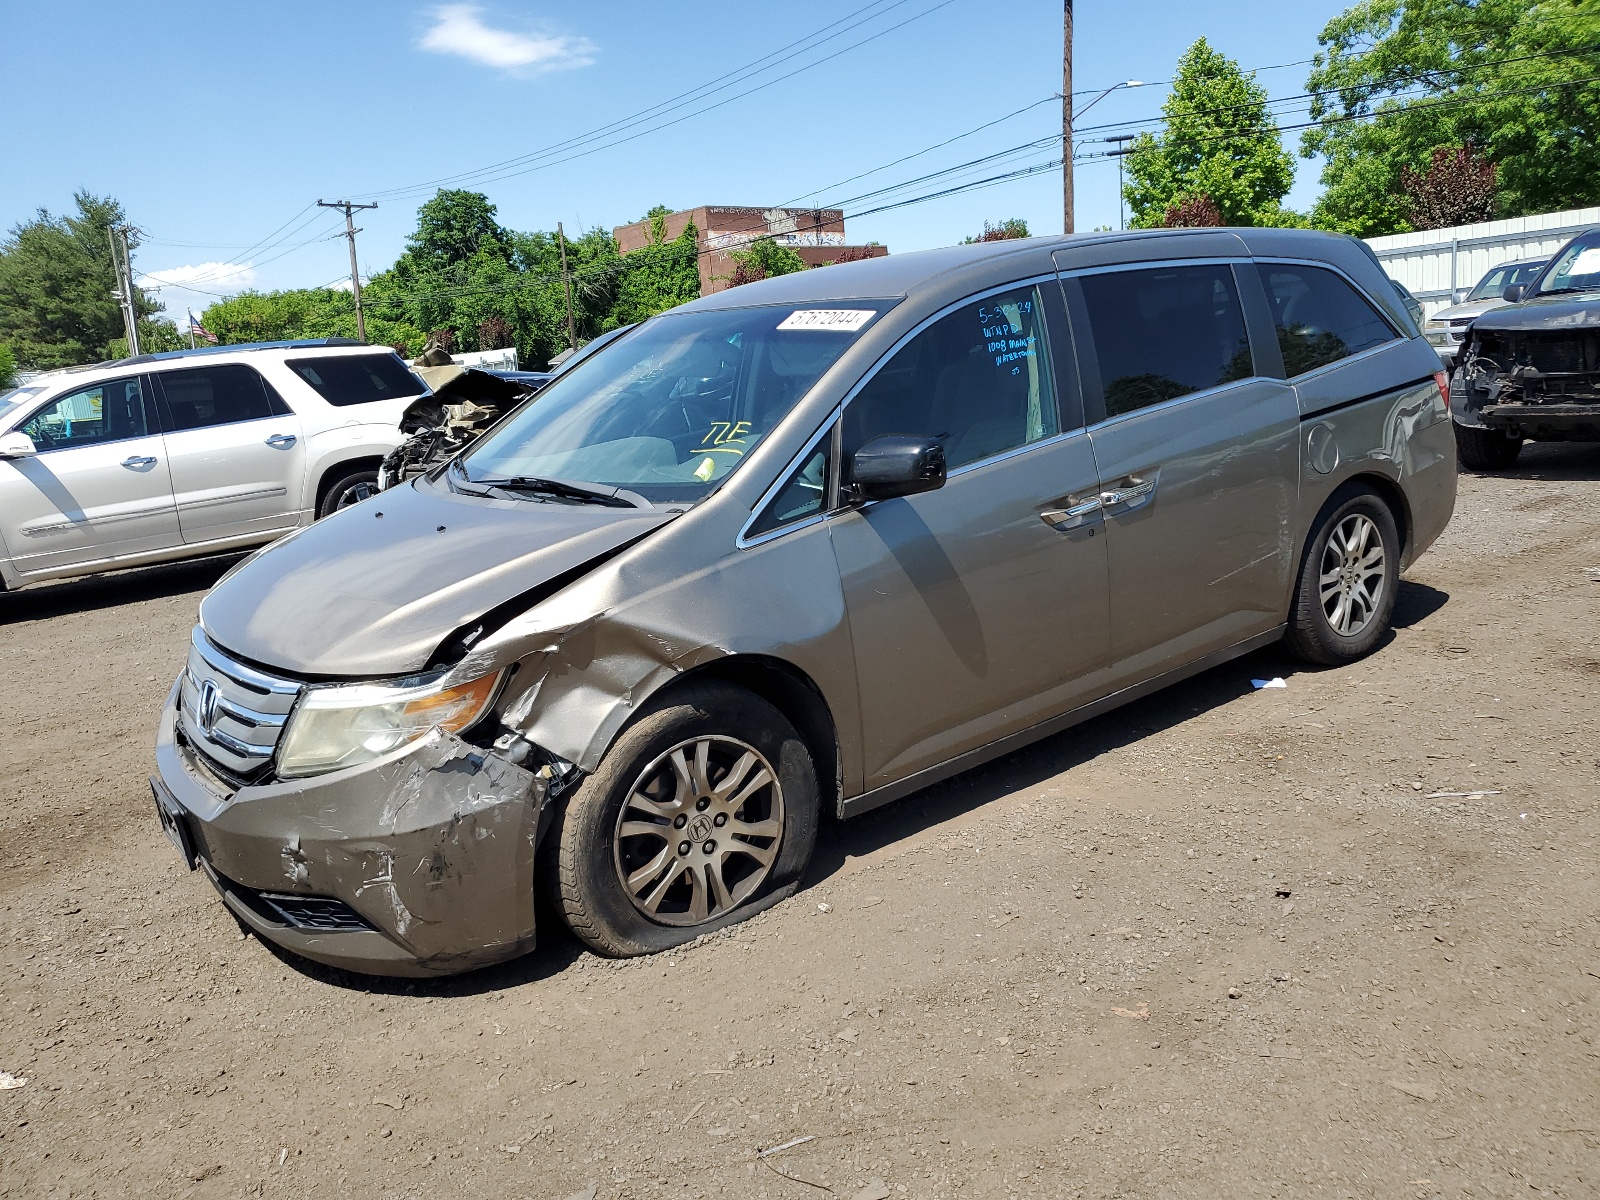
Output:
top-left (1473, 440), bottom-right (1600, 482)
top-left (0, 554), bottom-right (244, 624)
top-left (276, 582), bottom-right (1451, 996)
top-left (806, 578), bottom-right (1450, 887)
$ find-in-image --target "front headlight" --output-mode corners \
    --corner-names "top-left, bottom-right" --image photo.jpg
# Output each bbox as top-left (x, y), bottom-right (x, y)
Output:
top-left (276, 669), bottom-right (502, 779)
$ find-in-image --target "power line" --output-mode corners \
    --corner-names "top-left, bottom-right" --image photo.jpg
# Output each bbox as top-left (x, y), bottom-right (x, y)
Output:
top-left (358, 0), bottom-right (921, 201)
top-left (355, 0), bottom-right (962, 203)
top-left (1073, 69), bottom-right (1600, 164)
top-left (1071, 42), bottom-right (1600, 141)
top-left (781, 95), bottom-right (1063, 207)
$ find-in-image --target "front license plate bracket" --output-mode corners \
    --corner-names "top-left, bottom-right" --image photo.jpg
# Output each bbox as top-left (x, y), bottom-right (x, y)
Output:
top-left (150, 776), bottom-right (198, 871)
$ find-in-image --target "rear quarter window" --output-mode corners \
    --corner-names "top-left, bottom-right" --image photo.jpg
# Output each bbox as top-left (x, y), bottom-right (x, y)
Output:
top-left (286, 353), bottom-right (425, 407)
top-left (1261, 264), bottom-right (1399, 376)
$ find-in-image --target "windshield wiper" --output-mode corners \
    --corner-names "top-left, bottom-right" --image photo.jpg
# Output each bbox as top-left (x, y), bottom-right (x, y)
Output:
top-left (1533, 286), bottom-right (1598, 297)
top-left (451, 461), bottom-right (646, 508)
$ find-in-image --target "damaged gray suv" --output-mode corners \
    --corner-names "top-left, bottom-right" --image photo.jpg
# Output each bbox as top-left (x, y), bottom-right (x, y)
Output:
top-left (151, 228), bottom-right (1456, 976)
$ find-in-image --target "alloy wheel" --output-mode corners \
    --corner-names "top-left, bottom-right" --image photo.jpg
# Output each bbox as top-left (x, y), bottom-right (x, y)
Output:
top-left (612, 735), bottom-right (784, 927)
top-left (335, 480), bottom-right (379, 509)
top-left (1319, 512), bottom-right (1386, 637)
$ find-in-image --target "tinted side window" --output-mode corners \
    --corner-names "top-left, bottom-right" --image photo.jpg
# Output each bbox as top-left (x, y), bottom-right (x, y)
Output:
top-left (1079, 265), bottom-right (1252, 417)
top-left (158, 365), bottom-right (278, 431)
top-left (21, 377), bottom-right (149, 449)
top-left (747, 431), bottom-right (832, 539)
top-left (843, 285), bottom-right (1058, 470)
top-left (287, 353), bottom-right (424, 406)
top-left (1262, 264), bottom-right (1398, 376)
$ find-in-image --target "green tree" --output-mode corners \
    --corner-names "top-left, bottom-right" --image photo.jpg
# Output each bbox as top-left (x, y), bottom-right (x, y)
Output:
top-left (211, 194), bottom-right (703, 369)
top-left (0, 344), bottom-right (16, 389)
top-left (1124, 38), bottom-right (1298, 228)
top-left (611, 220), bottom-right (701, 320)
top-left (963, 218), bottom-right (1031, 243)
top-left (726, 236), bottom-right (807, 287)
top-left (201, 287), bottom-right (425, 355)
top-left (0, 192), bottom-right (162, 369)
top-left (398, 189), bottom-right (512, 275)
top-left (1303, 0), bottom-right (1600, 235)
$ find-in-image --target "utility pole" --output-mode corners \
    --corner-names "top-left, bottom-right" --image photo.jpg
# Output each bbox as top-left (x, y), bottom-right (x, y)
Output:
top-left (318, 200), bottom-right (378, 341)
top-left (1107, 134), bottom-right (1136, 229)
top-left (108, 224), bottom-right (140, 357)
top-left (1062, 0), bottom-right (1074, 234)
top-left (557, 222), bottom-right (578, 353)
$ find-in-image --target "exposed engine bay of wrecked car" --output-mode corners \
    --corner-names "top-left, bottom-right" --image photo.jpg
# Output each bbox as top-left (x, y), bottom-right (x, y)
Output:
top-left (1453, 231), bottom-right (1600, 443)
top-left (379, 364), bottom-right (547, 489)
top-left (1456, 320), bottom-right (1600, 440)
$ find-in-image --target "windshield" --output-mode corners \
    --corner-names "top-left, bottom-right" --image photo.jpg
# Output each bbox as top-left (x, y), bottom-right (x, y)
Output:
top-left (0, 385), bottom-right (45, 425)
top-left (1532, 231), bottom-right (1600, 296)
top-left (1467, 260), bottom-right (1547, 301)
top-left (460, 303), bottom-right (887, 504)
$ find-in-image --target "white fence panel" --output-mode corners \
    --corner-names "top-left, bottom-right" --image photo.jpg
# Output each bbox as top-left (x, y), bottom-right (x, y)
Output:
top-left (1365, 207), bottom-right (1600, 319)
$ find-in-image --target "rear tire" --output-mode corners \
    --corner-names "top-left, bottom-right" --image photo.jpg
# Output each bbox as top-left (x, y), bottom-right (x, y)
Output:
top-left (550, 683), bottom-right (819, 957)
top-left (1285, 486), bottom-right (1400, 666)
top-left (1453, 422), bottom-right (1523, 471)
top-left (317, 467), bottom-right (381, 518)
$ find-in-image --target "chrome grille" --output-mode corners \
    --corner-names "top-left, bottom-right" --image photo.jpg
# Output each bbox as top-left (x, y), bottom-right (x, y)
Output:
top-left (177, 627), bottom-right (301, 779)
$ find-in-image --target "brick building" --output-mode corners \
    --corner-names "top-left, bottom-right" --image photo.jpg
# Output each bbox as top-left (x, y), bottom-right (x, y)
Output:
top-left (612, 206), bottom-right (888, 295)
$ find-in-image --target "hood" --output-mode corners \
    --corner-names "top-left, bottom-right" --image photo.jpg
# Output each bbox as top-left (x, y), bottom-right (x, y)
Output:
top-left (1427, 298), bottom-right (1504, 325)
top-left (1471, 292), bottom-right (1600, 333)
top-left (200, 478), bottom-right (672, 678)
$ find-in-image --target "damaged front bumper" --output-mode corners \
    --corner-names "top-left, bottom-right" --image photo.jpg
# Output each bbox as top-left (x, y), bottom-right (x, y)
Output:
top-left (1452, 324), bottom-right (1600, 440)
top-left (153, 682), bottom-right (547, 977)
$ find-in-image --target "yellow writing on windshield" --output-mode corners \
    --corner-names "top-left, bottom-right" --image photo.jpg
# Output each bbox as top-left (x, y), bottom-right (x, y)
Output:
top-left (700, 420), bottom-right (752, 455)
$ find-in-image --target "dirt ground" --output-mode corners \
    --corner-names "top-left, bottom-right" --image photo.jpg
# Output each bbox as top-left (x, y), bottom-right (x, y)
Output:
top-left (2, 446), bottom-right (1598, 1200)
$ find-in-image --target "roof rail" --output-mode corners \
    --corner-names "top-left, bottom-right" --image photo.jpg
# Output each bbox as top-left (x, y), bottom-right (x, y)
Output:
top-left (105, 338), bottom-right (369, 369)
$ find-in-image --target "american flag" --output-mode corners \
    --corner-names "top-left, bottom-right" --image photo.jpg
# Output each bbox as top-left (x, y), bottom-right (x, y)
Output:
top-left (187, 310), bottom-right (218, 344)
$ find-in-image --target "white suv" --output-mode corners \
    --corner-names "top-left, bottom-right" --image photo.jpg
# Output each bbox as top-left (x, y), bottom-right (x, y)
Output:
top-left (0, 340), bottom-right (425, 589)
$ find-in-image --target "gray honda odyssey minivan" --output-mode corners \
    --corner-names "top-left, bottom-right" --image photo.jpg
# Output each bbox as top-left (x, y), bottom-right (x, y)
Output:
top-left (151, 228), bottom-right (1456, 976)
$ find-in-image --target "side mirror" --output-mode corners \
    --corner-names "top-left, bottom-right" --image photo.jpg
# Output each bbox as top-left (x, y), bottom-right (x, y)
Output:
top-left (0, 432), bottom-right (37, 459)
top-left (1502, 285), bottom-right (1525, 303)
top-left (848, 434), bottom-right (946, 502)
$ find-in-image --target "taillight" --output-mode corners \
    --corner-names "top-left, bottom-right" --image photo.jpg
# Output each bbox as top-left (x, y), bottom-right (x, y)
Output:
top-left (1433, 369), bottom-right (1449, 401)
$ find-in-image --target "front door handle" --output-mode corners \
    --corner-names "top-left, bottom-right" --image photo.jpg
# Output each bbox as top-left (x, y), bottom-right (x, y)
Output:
top-left (265, 433), bottom-right (297, 448)
top-left (121, 455), bottom-right (158, 468)
top-left (1040, 496), bottom-right (1103, 529)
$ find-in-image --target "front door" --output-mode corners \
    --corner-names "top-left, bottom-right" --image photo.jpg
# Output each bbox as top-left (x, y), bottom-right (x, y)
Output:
top-left (153, 363), bottom-right (306, 544)
top-left (829, 282), bottom-right (1112, 791)
top-left (1065, 262), bottom-right (1300, 679)
top-left (0, 375), bottom-right (179, 578)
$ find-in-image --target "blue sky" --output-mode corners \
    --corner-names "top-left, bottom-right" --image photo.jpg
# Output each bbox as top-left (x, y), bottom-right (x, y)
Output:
top-left (1, 1), bottom-right (1352, 320)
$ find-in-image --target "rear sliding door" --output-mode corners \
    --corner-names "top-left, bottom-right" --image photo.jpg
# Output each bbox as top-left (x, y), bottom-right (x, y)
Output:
top-left (1062, 260), bottom-right (1300, 681)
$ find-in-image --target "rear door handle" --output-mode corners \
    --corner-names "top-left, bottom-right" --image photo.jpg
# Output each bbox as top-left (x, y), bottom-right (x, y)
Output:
top-left (1101, 473), bottom-right (1158, 508)
top-left (266, 433), bottom-right (297, 448)
top-left (121, 455), bottom-right (157, 468)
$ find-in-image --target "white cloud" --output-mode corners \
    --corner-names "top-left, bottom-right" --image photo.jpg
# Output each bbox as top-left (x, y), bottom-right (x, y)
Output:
top-left (136, 262), bottom-right (259, 321)
top-left (419, 4), bottom-right (596, 72)
top-left (140, 261), bottom-right (259, 293)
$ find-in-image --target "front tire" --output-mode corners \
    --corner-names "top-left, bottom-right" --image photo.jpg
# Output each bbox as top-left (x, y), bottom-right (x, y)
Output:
top-left (550, 683), bottom-right (819, 956)
top-left (317, 467), bottom-right (381, 518)
top-left (1285, 486), bottom-right (1400, 666)
top-left (1453, 421), bottom-right (1523, 471)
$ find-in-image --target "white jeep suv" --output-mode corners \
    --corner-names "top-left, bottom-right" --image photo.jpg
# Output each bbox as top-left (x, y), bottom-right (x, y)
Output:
top-left (0, 339), bottom-right (425, 589)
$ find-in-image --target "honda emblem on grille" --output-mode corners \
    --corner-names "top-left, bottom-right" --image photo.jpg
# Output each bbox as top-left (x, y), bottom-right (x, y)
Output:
top-left (198, 679), bottom-right (221, 736)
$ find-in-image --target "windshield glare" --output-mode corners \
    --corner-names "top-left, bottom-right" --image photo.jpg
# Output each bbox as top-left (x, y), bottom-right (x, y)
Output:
top-left (1533, 231), bottom-right (1600, 296)
top-left (0, 386), bottom-right (45, 424)
top-left (1468, 261), bottom-right (1546, 302)
top-left (461, 303), bottom-right (885, 503)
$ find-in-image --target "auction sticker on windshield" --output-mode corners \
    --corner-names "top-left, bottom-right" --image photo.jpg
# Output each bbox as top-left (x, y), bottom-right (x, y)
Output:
top-left (777, 309), bottom-right (876, 332)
